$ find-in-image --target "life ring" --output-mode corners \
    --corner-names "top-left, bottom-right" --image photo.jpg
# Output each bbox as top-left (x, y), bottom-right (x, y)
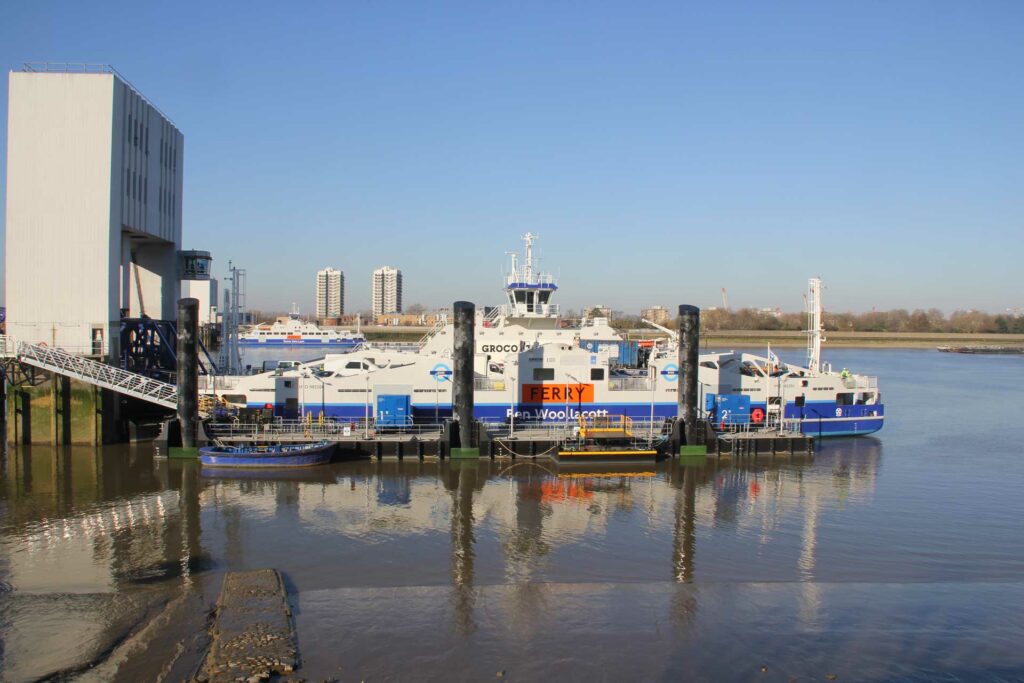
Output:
top-left (751, 407), bottom-right (765, 424)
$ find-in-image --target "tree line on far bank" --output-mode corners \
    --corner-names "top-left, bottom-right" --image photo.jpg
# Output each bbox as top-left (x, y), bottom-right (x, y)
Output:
top-left (606, 308), bottom-right (1024, 334)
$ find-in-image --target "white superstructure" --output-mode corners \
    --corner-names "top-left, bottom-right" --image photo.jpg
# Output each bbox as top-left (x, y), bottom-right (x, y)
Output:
top-left (372, 266), bottom-right (403, 316)
top-left (4, 64), bottom-right (183, 358)
top-left (315, 267), bottom-right (344, 318)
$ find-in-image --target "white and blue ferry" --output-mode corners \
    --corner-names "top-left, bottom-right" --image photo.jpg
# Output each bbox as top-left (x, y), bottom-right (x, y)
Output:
top-left (210, 238), bottom-right (883, 437)
top-left (239, 306), bottom-right (365, 348)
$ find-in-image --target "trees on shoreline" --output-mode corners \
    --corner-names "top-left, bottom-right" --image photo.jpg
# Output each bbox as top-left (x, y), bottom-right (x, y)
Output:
top-left (610, 308), bottom-right (1024, 334)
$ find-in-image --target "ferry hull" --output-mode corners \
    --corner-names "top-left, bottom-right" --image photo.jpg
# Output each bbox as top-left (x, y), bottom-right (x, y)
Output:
top-left (248, 400), bottom-right (884, 437)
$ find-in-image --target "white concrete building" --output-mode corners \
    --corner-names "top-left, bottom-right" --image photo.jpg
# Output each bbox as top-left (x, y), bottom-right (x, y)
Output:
top-left (315, 267), bottom-right (344, 318)
top-left (372, 266), bottom-right (403, 316)
top-left (4, 64), bottom-right (183, 357)
top-left (182, 279), bottom-right (218, 325)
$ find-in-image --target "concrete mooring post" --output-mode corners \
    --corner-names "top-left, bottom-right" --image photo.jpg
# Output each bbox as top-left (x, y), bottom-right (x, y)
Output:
top-left (450, 301), bottom-right (479, 459)
top-left (677, 304), bottom-right (706, 456)
top-left (173, 298), bottom-right (200, 456)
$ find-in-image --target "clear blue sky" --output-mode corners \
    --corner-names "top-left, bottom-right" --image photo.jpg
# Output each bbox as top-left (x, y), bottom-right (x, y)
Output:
top-left (2, 1), bottom-right (1022, 315)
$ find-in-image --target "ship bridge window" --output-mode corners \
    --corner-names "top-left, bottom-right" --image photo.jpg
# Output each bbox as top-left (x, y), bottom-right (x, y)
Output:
top-left (836, 392), bottom-right (855, 405)
top-left (700, 361), bottom-right (718, 369)
top-left (591, 368), bottom-right (605, 381)
top-left (345, 361), bottom-right (368, 370)
top-left (538, 291), bottom-right (551, 304)
top-left (223, 394), bottom-right (247, 405)
top-left (857, 392), bottom-right (875, 404)
top-left (533, 368), bottom-right (555, 381)
top-left (739, 361), bottom-right (763, 377)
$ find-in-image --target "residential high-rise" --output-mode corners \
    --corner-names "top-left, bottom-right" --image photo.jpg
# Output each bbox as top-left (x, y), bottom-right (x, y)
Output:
top-left (372, 266), bottom-right (403, 316)
top-left (315, 267), bottom-right (344, 318)
top-left (641, 306), bottom-right (671, 326)
top-left (4, 64), bottom-right (183, 358)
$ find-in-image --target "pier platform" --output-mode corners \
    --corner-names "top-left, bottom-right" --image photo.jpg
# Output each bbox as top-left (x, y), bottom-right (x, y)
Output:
top-left (716, 430), bottom-right (814, 457)
top-left (195, 419), bottom-right (814, 461)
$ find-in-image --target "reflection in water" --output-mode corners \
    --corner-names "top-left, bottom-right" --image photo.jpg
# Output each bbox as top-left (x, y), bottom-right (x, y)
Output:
top-left (448, 462), bottom-right (477, 635)
top-left (0, 435), bottom-right (932, 681)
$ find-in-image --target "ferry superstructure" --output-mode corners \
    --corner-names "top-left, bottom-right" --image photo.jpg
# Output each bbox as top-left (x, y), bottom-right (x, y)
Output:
top-left (209, 237), bottom-right (883, 437)
top-left (239, 306), bottom-right (365, 348)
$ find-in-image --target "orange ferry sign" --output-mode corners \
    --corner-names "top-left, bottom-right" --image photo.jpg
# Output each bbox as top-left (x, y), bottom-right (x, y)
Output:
top-left (522, 383), bottom-right (595, 404)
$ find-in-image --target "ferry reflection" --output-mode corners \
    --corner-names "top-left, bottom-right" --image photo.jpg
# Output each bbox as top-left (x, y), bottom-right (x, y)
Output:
top-left (0, 437), bottom-right (884, 679)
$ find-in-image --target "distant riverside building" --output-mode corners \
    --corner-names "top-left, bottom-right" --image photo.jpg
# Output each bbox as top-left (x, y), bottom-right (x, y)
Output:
top-left (641, 306), bottom-right (671, 325)
top-left (586, 304), bottom-right (612, 319)
top-left (372, 266), bottom-right (403, 316)
top-left (374, 311), bottom-right (447, 326)
top-left (4, 64), bottom-right (183, 357)
top-left (315, 267), bottom-right (344, 318)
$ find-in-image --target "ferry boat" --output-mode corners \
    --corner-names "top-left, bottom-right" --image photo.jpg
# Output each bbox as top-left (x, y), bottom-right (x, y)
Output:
top-left (240, 306), bottom-right (365, 348)
top-left (208, 236), bottom-right (883, 437)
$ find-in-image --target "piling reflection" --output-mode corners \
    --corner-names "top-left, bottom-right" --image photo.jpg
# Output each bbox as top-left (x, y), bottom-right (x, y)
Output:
top-left (446, 462), bottom-right (478, 635)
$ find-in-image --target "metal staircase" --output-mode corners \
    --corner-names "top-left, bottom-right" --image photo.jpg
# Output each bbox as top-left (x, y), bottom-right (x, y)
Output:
top-left (16, 341), bottom-right (177, 409)
top-left (417, 318), bottom-right (448, 347)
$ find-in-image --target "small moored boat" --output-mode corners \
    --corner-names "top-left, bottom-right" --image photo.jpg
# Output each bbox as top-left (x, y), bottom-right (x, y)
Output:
top-left (199, 441), bottom-right (334, 468)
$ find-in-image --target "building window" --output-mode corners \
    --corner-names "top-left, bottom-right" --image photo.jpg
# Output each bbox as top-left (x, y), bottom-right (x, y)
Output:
top-left (126, 169), bottom-right (130, 196)
top-left (144, 177), bottom-right (147, 203)
top-left (533, 368), bottom-right (555, 381)
top-left (145, 126), bottom-right (149, 155)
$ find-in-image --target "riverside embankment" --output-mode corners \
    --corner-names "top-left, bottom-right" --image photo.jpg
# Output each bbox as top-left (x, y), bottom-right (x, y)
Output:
top-left (359, 325), bottom-right (1024, 349)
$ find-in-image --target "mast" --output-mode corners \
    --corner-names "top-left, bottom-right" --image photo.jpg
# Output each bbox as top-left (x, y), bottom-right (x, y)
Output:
top-left (522, 231), bottom-right (535, 284)
top-left (806, 277), bottom-right (824, 372)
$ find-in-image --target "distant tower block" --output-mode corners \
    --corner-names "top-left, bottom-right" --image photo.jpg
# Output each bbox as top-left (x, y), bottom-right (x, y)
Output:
top-left (372, 266), bottom-right (403, 316)
top-left (4, 64), bottom-right (184, 359)
top-left (316, 267), bottom-right (344, 319)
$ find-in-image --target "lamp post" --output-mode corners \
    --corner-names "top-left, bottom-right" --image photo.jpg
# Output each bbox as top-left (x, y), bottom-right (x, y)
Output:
top-left (566, 372), bottom-right (580, 444)
top-left (649, 362), bottom-right (657, 445)
top-left (509, 371), bottom-right (517, 438)
top-left (309, 371), bottom-right (326, 420)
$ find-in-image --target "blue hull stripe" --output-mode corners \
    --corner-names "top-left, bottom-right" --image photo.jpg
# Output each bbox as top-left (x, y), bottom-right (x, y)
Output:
top-left (242, 399), bottom-right (885, 437)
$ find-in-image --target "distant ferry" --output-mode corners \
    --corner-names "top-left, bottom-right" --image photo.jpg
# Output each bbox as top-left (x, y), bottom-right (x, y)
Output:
top-left (239, 307), bottom-right (365, 347)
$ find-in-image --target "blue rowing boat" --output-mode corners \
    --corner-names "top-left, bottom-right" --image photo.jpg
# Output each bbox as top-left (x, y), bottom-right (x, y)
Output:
top-left (199, 441), bottom-right (334, 468)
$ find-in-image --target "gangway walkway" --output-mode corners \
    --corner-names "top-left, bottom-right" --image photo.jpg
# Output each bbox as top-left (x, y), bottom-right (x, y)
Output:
top-left (12, 339), bottom-right (177, 410)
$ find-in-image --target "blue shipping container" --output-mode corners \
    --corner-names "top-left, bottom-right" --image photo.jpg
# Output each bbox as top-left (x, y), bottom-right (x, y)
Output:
top-left (376, 394), bottom-right (412, 426)
top-left (706, 393), bottom-right (751, 425)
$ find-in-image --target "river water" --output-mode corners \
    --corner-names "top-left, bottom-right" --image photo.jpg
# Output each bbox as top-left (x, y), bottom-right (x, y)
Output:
top-left (2, 349), bottom-right (1023, 681)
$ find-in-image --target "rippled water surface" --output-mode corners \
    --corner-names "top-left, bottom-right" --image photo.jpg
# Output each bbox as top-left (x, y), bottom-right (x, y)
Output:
top-left (2, 349), bottom-right (1023, 681)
